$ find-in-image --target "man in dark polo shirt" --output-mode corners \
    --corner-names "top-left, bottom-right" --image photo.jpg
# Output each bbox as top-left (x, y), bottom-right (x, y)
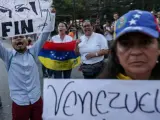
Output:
top-left (94, 19), bottom-right (104, 35)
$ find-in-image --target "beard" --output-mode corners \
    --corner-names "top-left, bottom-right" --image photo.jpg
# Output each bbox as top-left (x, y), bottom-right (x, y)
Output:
top-left (14, 46), bottom-right (27, 53)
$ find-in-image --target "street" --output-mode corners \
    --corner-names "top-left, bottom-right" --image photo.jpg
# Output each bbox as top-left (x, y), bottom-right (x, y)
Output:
top-left (0, 40), bottom-right (12, 120)
top-left (0, 39), bottom-right (83, 120)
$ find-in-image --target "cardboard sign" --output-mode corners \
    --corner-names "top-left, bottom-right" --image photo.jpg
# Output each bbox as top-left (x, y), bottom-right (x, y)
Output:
top-left (43, 79), bottom-right (160, 120)
top-left (0, 0), bottom-right (55, 37)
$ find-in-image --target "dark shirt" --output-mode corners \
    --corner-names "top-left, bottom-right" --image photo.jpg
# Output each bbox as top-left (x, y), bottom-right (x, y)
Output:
top-left (94, 25), bottom-right (104, 35)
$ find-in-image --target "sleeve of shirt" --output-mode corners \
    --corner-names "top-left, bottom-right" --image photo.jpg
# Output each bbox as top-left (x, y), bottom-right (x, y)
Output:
top-left (0, 41), bottom-right (10, 62)
top-left (99, 34), bottom-right (108, 50)
top-left (78, 36), bottom-right (84, 47)
top-left (30, 32), bottom-right (50, 57)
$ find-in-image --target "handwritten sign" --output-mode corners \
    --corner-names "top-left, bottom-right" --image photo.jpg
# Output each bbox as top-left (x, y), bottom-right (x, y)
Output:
top-left (0, 0), bottom-right (55, 37)
top-left (43, 79), bottom-right (160, 120)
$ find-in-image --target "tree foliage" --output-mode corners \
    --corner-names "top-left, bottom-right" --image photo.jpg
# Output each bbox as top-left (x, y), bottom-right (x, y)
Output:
top-left (53, 0), bottom-right (160, 22)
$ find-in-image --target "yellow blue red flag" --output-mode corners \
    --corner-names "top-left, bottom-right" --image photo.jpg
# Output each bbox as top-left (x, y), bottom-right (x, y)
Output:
top-left (38, 41), bottom-right (81, 70)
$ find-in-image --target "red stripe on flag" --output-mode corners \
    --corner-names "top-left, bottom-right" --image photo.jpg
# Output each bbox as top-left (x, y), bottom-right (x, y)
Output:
top-left (42, 40), bottom-right (77, 51)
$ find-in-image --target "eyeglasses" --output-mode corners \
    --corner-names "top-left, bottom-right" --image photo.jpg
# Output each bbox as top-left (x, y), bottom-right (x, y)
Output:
top-left (12, 36), bottom-right (25, 39)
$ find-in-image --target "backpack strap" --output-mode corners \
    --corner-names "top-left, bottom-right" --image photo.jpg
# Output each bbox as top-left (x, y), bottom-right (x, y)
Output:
top-left (8, 54), bottom-right (13, 71)
top-left (28, 50), bottom-right (35, 61)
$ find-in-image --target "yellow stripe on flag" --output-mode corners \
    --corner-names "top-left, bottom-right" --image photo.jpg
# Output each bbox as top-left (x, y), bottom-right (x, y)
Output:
top-left (38, 56), bottom-right (81, 70)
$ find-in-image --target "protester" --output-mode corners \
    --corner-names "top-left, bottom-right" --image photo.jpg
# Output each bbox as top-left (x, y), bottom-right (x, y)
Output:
top-left (51, 22), bottom-right (73, 78)
top-left (68, 27), bottom-right (76, 39)
top-left (0, 13), bottom-right (54, 120)
top-left (75, 20), bottom-right (108, 79)
top-left (111, 12), bottom-right (119, 39)
top-left (103, 21), bottom-right (113, 48)
top-left (94, 19), bottom-right (104, 35)
top-left (1, 34), bottom-right (50, 120)
top-left (111, 12), bottom-right (119, 29)
top-left (99, 10), bottom-right (160, 80)
top-left (151, 10), bottom-right (157, 17)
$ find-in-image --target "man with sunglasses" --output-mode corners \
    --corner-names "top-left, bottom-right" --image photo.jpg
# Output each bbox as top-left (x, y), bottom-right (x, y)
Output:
top-left (0, 16), bottom-right (54, 120)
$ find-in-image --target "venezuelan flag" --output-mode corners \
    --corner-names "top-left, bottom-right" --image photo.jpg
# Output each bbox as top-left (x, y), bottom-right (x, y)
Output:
top-left (38, 41), bottom-right (81, 70)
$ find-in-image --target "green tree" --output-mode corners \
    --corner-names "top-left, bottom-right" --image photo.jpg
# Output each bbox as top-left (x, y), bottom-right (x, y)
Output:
top-left (52, 0), bottom-right (160, 24)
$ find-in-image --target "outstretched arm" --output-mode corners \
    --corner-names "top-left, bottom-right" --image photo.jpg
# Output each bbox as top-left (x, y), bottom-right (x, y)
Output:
top-left (0, 40), bottom-right (10, 62)
top-left (30, 10), bottom-right (55, 57)
top-left (31, 32), bottom-right (50, 57)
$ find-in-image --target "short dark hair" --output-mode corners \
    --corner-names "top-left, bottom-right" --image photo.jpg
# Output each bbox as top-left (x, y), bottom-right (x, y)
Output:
top-left (58, 22), bottom-right (69, 34)
top-left (113, 12), bottom-right (119, 15)
top-left (83, 20), bottom-right (93, 26)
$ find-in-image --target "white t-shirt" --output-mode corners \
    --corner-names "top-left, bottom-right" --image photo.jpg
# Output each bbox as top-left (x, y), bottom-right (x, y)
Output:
top-left (79, 32), bottom-right (108, 64)
top-left (104, 27), bottom-right (113, 41)
top-left (51, 35), bottom-right (73, 43)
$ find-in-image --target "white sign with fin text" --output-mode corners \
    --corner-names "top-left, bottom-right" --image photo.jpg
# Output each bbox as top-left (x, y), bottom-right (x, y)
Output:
top-left (0, 0), bottom-right (55, 37)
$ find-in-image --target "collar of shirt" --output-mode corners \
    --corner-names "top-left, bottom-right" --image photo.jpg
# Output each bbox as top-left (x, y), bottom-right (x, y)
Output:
top-left (117, 73), bottom-right (132, 80)
top-left (58, 34), bottom-right (66, 41)
top-left (12, 49), bottom-right (29, 56)
top-left (84, 32), bottom-right (94, 41)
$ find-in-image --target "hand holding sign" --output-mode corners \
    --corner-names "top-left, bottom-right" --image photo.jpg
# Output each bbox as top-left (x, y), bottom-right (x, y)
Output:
top-left (0, 0), bottom-right (55, 37)
top-left (40, 8), bottom-right (55, 32)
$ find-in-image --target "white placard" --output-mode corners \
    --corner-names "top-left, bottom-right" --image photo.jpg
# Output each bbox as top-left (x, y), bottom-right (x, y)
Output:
top-left (43, 79), bottom-right (160, 120)
top-left (0, 0), bottom-right (55, 37)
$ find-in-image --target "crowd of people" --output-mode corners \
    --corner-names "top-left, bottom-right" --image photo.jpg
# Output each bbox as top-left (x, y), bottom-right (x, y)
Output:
top-left (41, 12), bottom-right (119, 79)
top-left (0, 9), bottom-right (160, 119)
top-left (42, 10), bottom-right (160, 79)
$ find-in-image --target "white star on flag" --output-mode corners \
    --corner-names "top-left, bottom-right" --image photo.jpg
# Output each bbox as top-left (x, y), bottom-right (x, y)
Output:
top-left (133, 14), bottom-right (141, 18)
top-left (129, 19), bottom-right (137, 25)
